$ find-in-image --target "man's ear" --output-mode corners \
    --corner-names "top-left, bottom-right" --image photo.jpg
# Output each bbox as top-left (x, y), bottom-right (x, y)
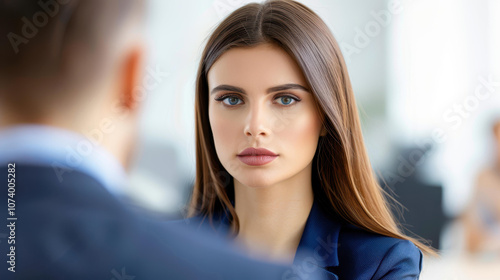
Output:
top-left (120, 43), bottom-right (145, 111)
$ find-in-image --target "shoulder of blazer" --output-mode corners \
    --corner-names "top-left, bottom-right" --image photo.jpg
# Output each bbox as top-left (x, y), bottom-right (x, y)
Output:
top-left (298, 200), bottom-right (422, 280)
top-left (333, 223), bottom-right (423, 279)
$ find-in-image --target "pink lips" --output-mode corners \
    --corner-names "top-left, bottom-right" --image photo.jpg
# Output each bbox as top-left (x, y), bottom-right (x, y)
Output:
top-left (237, 147), bottom-right (278, 166)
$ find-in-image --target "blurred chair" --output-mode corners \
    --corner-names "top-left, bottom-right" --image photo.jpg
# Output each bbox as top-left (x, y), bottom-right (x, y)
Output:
top-left (381, 146), bottom-right (448, 250)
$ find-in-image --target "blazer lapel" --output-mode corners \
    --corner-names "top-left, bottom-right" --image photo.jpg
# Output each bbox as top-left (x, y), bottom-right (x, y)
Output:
top-left (205, 200), bottom-right (342, 280)
top-left (292, 201), bottom-right (342, 280)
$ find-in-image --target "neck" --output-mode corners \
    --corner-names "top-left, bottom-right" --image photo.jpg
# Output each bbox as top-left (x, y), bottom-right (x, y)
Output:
top-left (233, 163), bottom-right (314, 263)
top-left (0, 111), bottom-right (135, 172)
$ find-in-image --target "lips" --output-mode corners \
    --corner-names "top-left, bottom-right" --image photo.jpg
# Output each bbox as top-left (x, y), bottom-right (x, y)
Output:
top-left (237, 147), bottom-right (278, 166)
top-left (237, 147), bottom-right (278, 156)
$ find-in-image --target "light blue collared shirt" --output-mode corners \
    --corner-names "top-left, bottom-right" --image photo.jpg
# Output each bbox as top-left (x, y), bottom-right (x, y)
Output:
top-left (0, 125), bottom-right (128, 197)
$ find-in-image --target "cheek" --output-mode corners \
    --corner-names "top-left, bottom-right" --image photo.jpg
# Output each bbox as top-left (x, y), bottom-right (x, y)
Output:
top-left (209, 106), bottom-right (239, 156)
top-left (278, 110), bottom-right (322, 156)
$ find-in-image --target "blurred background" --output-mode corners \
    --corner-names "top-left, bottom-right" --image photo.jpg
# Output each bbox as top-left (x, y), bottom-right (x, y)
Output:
top-left (125, 0), bottom-right (500, 278)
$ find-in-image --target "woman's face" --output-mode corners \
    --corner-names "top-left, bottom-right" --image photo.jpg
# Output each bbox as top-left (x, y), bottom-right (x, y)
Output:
top-left (207, 43), bottom-right (324, 188)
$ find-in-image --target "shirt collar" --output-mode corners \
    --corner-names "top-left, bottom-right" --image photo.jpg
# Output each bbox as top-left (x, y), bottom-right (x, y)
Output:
top-left (0, 124), bottom-right (128, 197)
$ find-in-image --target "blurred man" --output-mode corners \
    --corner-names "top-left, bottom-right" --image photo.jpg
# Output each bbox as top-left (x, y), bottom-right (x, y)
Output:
top-left (0, 1), bottom-right (305, 279)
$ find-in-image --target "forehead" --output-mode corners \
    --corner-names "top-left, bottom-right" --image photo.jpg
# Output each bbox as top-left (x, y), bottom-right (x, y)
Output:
top-left (207, 43), bottom-right (308, 90)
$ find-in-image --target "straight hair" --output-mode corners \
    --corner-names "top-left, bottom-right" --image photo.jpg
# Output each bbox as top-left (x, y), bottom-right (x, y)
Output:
top-left (190, 0), bottom-right (435, 255)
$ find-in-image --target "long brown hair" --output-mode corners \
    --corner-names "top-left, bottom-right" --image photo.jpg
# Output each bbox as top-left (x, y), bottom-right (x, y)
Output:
top-left (190, 0), bottom-right (434, 255)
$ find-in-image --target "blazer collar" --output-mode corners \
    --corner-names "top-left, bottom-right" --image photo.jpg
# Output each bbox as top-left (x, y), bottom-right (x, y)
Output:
top-left (291, 200), bottom-right (342, 280)
top-left (212, 199), bottom-right (342, 279)
top-left (293, 200), bottom-right (341, 269)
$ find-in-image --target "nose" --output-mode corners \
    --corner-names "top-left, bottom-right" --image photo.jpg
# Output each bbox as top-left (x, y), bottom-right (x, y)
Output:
top-left (243, 104), bottom-right (271, 137)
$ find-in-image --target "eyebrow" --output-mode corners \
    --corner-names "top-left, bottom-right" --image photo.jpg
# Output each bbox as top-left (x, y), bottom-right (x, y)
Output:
top-left (210, 83), bottom-right (310, 95)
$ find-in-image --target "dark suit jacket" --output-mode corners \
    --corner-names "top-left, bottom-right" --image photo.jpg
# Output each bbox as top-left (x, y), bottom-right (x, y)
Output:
top-left (190, 199), bottom-right (423, 280)
top-left (0, 165), bottom-right (297, 280)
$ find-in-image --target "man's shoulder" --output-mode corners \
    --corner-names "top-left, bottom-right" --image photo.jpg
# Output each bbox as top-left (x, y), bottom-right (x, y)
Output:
top-left (1, 164), bottom-right (127, 222)
top-left (0, 165), bottom-right (294, 280)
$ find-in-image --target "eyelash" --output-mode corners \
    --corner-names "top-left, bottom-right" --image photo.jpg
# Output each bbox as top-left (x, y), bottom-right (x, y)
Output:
top-left (214, 93), bottom-right (302, 107)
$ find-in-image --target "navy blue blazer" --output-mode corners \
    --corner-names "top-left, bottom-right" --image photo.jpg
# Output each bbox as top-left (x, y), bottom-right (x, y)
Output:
top-left (191, 200), bottom-right (423, 280)
top-left (0, 165), bottom-right (300, 280)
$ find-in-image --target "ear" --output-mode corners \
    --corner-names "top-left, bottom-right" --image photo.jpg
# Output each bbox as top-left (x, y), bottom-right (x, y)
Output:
top-left (119, 43), bottom-right (145, 111)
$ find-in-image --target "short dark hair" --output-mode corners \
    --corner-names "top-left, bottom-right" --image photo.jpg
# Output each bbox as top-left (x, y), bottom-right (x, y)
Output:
top-left (0, 0), bottom-right (145, 82)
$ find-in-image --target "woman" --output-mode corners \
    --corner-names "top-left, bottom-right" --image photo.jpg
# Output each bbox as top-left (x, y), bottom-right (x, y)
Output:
top-left (462, 119), bottom-right (500, 254)
top-left (188, 0), bottom-right (434, 278)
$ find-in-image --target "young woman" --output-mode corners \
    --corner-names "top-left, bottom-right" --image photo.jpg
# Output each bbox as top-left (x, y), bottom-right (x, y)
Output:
top-left (188, 0), bottom-right (434, 278)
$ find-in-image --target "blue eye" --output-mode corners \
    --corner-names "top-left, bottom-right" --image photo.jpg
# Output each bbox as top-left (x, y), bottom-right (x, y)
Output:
top-left (276, 96), bottom-right (298, 106)
top-left (215, 94), bottom-right (300, 107)
top-left (222, 96), bottom-right (243, 106)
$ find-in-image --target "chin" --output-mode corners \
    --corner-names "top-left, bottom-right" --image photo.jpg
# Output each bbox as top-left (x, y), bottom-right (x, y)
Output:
top-left (234, 173), bottom-right (279, 188)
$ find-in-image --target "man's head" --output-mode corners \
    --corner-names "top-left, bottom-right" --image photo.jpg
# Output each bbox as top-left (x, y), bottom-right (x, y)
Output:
top-left (0, 0), bottom-right (146, 168)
